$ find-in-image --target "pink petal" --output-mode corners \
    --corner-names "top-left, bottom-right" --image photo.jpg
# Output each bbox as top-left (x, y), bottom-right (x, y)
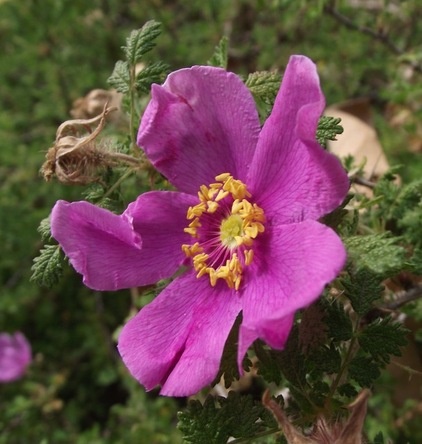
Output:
top-left (248, 56), bottom-right (349, 223)
top-left (0, 332), bottom-right (31, 383)
top-left (239, 220), bottom-right (346, 358)
top-left (237, 315), bottom-right (294, 374)
top-left (138, 66), bottom-right (260, 194)
top-left (51, 191), bottom-right (197, 291)
top-left (118, 272), bottom-right (242, 397)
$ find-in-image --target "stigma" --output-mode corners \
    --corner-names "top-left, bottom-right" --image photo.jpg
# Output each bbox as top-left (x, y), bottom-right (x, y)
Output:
top-left (182, 173), bottom-right (265, 290)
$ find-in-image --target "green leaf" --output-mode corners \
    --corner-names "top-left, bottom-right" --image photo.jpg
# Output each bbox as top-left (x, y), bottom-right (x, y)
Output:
top-left (178, 397), bottom-right (228, 444)
top-left (30, 244), bottom-right (63, 287)
top-left (37, 217), bottom-right (51, 241)
top-left (254, 341), bottom-right (284, 385)
top-left (348, 356), bottom-right (381, 387)
top-left (178, 393), bottom-right (275, 444)
top-left (208, 36), bottom-right (229, 69)
top-left (407, 248), bottom-right (422, 274)
top-left (345, 233), bottom-right (407, 277)
top-left (107, 60), bottom-right (130, 93)
top-left (358, 317), bottom-right (408, 364)
top-left (323, 299), bottom-right (353, 342)
top-left (373, 432), bottom-right (385, 444)
top-left (277, 327), bottom-right (307, 387)
top-left (309, 344), bottom-right (341, 375)
top-left (124, 21), bottom-right (162, 65)
top-left (316, 115), bottom-right (343, 148)
top-left (245, 71), bottom-right (281, 106)
top-left (337, 383), bottom-right (358, 398)
top-left (135, 61), bottom-right (169, 94)
top-left (341, 268), bottom-right (384, 316)
top-left (321, 195), bottom-right (354, 232)
top-left (212, 315), bottom-right (244, 388)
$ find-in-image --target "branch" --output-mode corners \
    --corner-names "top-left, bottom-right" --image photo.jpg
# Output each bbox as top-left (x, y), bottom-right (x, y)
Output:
top-left (323, 2), bottom-right (422, 74)
top-left (384, 283), bottom-right (422, 310)
top-left (350, 175), bottom-right (376, 189)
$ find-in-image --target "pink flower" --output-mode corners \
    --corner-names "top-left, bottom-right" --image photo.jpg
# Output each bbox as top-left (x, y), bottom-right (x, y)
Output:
top-left (0, 332), bottom-right (31, 383)
top-left (51, 56), bottom-right (349, 396)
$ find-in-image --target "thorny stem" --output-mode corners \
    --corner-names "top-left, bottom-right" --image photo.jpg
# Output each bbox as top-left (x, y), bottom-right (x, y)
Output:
top-left (350, 175), bottom-right (376, 189)
top-left (110, 152), bottom-right (142, 167)
top-left (102, 168), bottom-right (134, 199)
top-left (326, 318), bottom-right (361, 404)
top-left (383, 283), bottom-right (422, 310)
top-left (390, 360), bottom-right (422, 378)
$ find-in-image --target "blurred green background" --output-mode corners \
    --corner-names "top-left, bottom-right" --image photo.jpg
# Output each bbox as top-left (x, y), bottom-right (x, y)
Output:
top-left (1, 0), bottom-right (421, 442)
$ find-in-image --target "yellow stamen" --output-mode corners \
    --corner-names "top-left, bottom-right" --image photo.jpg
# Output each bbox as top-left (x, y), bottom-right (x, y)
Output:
top-left (182, 173), bottom-right (266, 290)
top-left (187, 203), bottom-right (206, 219)
top-left (244, 249), bottom-right (254, 265)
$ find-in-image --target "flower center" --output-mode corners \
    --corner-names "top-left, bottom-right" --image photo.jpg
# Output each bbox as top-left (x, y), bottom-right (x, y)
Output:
top-left (182, 173), bottom-right (266, 290)
top-left (220, 214), bottom-right (243, 249)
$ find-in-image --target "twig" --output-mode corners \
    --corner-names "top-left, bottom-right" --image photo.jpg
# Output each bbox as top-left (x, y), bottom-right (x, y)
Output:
top-left (384, 283), bottom-right (422, 310)
top-left (350, 175), bottom-right (376, 189)
top-left (323, 2), bottom-right (422, 74)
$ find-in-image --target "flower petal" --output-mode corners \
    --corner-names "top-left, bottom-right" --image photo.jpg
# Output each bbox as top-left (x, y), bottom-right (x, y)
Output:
top-left (0, 332), bottom-right (31, 383)
top-left (239, 220), bottom-right (345, 353)
top-left (138, 66), bottom-right (260, 194)
top-left (118, 272), bottom-right (242, 397)
top-left (248, 55), bottom-right (349, 223)
top-left (51, 191), bottom-right (197, 291)
top-left (237, 314), bottom-right (294, 374)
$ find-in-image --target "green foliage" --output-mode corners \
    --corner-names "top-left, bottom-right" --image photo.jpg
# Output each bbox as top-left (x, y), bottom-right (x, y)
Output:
top-left (322, 300), bottom-right (353, 342)
top-left (208, 36), bottom-right (229, 69)
top-left (108, 61), bottom-right (131, 93)
top-left (254, 341), bottom-right (284, 386)
top-left (316, 116), bottom-right (344, 148)
top-left (124, 21), bottom-right (162, 65)
top-left (373, 432), bottom-right (385, 444)
top-left (345, 234), bottom-right (407, 277)
top-left (358, 317), bottom-right (408, 364)
top-left (108, 20), bottom-right (168, 97)
top-left (372, 177), bottom-right (422, 247)
top-left (37, 217), bottom-right (52, 241)
top-left (341, 268), bottom-right (384, 316)
top-left (178, 392), bottom-right (276, 444)
top-left (245, 71), bottom-right (281, 106)
top-left (212, 315), bottom-right (242, 388)
top-left (348, 356), bottom-right (381, 387)
top-left (30, 244), bottom-right (63, 288)
top-left (135, 61), bottom-right (170, 93)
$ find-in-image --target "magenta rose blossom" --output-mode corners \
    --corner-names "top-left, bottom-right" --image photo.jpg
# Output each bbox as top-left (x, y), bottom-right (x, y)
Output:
top-left (0, 332), bottom-right (32, 383)
top-left (51, 56), bottom-right (349, 396)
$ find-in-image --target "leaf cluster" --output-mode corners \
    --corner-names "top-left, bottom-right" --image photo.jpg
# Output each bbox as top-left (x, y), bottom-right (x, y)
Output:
top-left (30, 244), bottom-right (63, 288)
top-left (208, 36), bottom-right (229, 69)
top-left (316, 116), bottom-right (344, 148)
top-left (373, 175), bottom-right (422, 249)
top-left (108, 20), bottom-right (169, 95)
top-left (178, 392), bottom-right (277, 444)
top-left (31, 218), bottom-right (64, 287)
top-left (345, 233), bottom-right (406, 277)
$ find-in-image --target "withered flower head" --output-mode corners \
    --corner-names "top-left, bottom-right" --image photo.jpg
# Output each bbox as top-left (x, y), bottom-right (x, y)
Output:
top-left (41, 104), bottom-right (119, 185)
top-left (263, 389), bottom-right (370, 444)
top-left (70, 89), bottom-right (123, 121)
